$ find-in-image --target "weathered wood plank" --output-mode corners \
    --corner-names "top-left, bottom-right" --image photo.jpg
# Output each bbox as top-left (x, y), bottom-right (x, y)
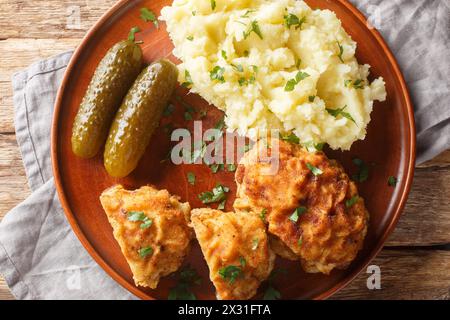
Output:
top-left (0, 38), bottom-right (80, 133)
top-left (333, 249), bottom-right (450, 300)
top-left (0, 0), bottom-right (117, 39)
top-left (0, 278), bottom-right (15, 300)
top-left (0, 134), bottom-right (30, 220)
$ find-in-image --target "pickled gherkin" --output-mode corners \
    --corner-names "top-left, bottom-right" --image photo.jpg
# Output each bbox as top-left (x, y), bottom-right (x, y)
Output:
top-left (104, 59), bottom-right (178, 178)
top-left (71, 40), bottom-right (143, 158)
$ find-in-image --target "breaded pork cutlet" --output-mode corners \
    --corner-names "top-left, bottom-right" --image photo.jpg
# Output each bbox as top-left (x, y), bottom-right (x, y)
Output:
top-left (191, 209), bottom-right (275, 300)
top-left (234, 139), bottom-right (368, 274)
top-left (100, 185), bottom-right (193, 288)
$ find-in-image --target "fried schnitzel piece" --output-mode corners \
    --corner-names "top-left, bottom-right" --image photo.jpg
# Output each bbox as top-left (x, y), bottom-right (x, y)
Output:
top-left (191, 209), bottom-right (275, 300)
top-left (100, 185), bottom-right (193, 288)
top-left (234, 139), bottom-right (368, 274)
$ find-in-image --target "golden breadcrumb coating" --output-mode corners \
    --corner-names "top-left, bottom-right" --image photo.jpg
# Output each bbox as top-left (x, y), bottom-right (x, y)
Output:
top-left (100, 185), bottom-right (193, 288)
top-left (234, 139), bottom-right (368, 274)
top-left (191, 208), bottom-right (275, 300)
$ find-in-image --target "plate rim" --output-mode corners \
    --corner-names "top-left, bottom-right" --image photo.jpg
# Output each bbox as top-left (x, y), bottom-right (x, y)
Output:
top-left (51, 0), bottom-right (416, 300)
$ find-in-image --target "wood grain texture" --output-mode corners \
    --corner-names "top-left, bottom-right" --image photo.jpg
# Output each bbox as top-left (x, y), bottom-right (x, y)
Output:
top-left (0, 0), bottom-right (116, 39)
top-left (0, 38), bottom-right (80, 133)
top-left (333, 249), bottom-right (450, 300)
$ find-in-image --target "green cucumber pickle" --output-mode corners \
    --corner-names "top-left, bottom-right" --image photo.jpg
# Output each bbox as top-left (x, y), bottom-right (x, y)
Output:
top-left (71, 40), bottom-right (143, 158)
top-left (104, 59), bottom-right (178, 178)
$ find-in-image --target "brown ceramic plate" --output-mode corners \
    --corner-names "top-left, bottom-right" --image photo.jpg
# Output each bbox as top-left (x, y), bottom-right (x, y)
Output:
top-left (51, 0), bottom-right (415, 300)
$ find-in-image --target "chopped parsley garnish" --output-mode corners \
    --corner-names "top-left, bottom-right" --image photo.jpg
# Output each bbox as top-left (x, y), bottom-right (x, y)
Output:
top-left (302, 141), bottom-right (325, 152)
top-left (260, 208), bottom-right (267, 222)
top-left (181, 70), bottom-right (193, 88)
top-left (279, 132), bottom-right (300, 144)
top-left (218, 199), bottom-right (226, 210)
top-left (199, 110), bottom-right (208, 118)
top-left (285, 71), bottom-right (310, 91)
top-left (289, 206), bottom-right (307, 222)
top-left (346, 196), bottom-right (360, 208)
top-left (219, 265), bottom-right (243, 284)
top-left (199, 184), bottom-right (230, 204)
top-left (337, 41), bottom-right (344, 63)
top-left (352, 158), bottom-right (369, 182)
top-left (128, 26), bottom-right (141, 42)
top-left (252, 238), bottom-right (259, 251)
top-left (306, 163), bottom-right (323, 176)
top-left (211, 0), bottom-right (216, 10)
top-left (243, 50), bottom-right (250, 57)
top-left (241, 9), bottom-right (255, 18)
top-left (298, 236), bottom-right (303, 247)
top-left (184, 111), bottom-right (193, 121)
top-left (221, 50), bottom-right (228, 60)
top-left (168, 266), bottom-right (202, 300)
top-left (326, 105), bottom-right (356, 124)
top-left (284, 13), bottom-right (306, 29)
top-left (214, 117), bottom-right (226, 130)
top-left (140, 8), bottom-right (159, 28)
top-left (296, 58), bottom-right (302, 68)
top-left (264, 286), bottom-right (281, 300)
top-left (239, 256), bottom-right (246, 267)
top-left (191, 141), bottom-right (207, 163)
top-left (210, 66), bottom-right (226, 83)
top-left (187, 172), bottom-right (196, 185)
top-left (192, 10), bottom-right (196, 16)
top-left (231, 64), bottom-right (244, 72)
top-left (210, 163), bottom-right (224, 173)
top-left (345, 79), bottom-right (365, 89)
top-left (163, 104), bottom-right (175, 117)
top-left (243, 20), bottom-right (263, 40)
top-left (127, 211), bottom-right (153, 230)
top-left (308, 95), bottom-right (316, 102)
top-left (138, 246), bottom-right (153, 258)
top-left (388, 176), bottom-right (398, 187)
top-left (263, 269), bottom-right (286, 300)
top-left (227, 164), bottom-right (237, 172)
top-left (187, 35), bottom-right (194, 41)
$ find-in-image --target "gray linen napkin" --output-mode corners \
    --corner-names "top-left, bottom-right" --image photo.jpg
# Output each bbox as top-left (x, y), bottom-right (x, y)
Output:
top-left (0, 0), bottom-right (449, 299)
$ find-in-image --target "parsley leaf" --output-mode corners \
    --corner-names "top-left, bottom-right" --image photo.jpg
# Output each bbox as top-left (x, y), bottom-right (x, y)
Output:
top-left (306, 163), bottom-right (323, 176)
top-left (264, 286), bottom-right (281, 300)
top-left (211, 0), bottom-right (216, 10)
top-left (345, 79), bottom-right (365, 89)
top-left (187, 35), bottom-right (194, 41)
top-left (210, 163), bottom-right (224, 173)
top-left (218, 199), bottom-right (226, 210)
top-left (127, 211), bottom-right (153, 230)
top-left (128, 26), bottom-right (141, 42)
top-left (309, 95), bottom-right (316, 102)
top-left (285, 71), bottom-right (310, 91)
top-left (284, 13), bottom-right (306, 30)
top-left (181, 70), bottom-right (193, 88)
top-left (140, 8), bottom-right (159, 28)
top-left (138, 246), bottom-right (153, 258)
top-left (199, 184), bottom-right (230, 204)
top-left (260, 208), bottom-right (267, 222)
top-left (187, 172), bottom-right (196, 185)
top-left (227, 164), bottom-right (237, 172)
top-left (289, 206), bottom-right (307, 222)
top-left (221, 50), bottom-right (228, 60)
top-left (239, 256), bottom-right (246, 267)
top-left (214, 117), bottom-right (226, 130)
top-left (279, 132), bottom-right (300, 144)
top-left (210, 66), bottom-right (226, 83)
top-left (252, 238), bottom-right (259, 251)
top-left (163, 104), bottom-right (175, 116)
top-left (168, 266), bottom-right (201, 300)
top-left (337, 41), bottom-right (344, 63)
top-left (388, 176), bottom-right (398, 187)
top-left (218, 265), bottom-right (243, 284)
top-left (346, 196), bottom-right (360, 208)
top-left (352, 158), bottom-right (369, 182)
top-left (243, 20), bottom-right (263, 40)
top-left (326, 105), bottom-right (356, 124)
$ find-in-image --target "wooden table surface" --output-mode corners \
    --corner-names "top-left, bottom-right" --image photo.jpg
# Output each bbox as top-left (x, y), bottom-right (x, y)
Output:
top-left (0, 0), bottom-right (449, 300)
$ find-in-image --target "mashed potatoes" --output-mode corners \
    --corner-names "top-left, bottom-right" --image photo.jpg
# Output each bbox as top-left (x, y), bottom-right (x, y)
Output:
top-left (161, 0), bottom-right (386, 150)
